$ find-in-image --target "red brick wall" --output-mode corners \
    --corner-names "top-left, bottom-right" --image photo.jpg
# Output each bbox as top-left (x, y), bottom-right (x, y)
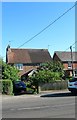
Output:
top-left (63, 63), bottom-right (77, 70)
top-left (18, 65), bottom-right (39, 77)
top-left (74, 63), bottom-right (77, 69)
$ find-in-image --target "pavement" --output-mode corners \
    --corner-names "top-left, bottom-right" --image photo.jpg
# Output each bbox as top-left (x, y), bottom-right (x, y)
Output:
top-left (1, 89), bottom-right (69, 99)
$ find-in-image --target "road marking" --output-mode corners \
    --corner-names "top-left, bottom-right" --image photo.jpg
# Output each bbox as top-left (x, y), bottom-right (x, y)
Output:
top-left (10, 103), bottom-right (75, 111)
top-left (10, 106), bottom-right (49, 111)
top-left (18, 106), bottom-right (49, 110)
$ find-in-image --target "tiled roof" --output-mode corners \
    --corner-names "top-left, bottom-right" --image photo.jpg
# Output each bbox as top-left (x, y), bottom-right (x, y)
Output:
top-left (54, 51), bottom-right (77, 62)
top-left (7, 48), bottom-right (52, 64)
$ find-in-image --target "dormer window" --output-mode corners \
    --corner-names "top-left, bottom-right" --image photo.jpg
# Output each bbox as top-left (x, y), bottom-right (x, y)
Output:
top-left (15, 64), bottom-right (23, 70)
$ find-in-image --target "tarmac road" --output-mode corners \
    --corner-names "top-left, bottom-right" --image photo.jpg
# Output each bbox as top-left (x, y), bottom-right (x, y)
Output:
top-left (2, 90), bottom-right (76, 118)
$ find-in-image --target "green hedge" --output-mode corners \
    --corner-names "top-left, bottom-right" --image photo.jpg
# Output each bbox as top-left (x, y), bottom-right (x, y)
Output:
top-left (2, 79), bottom-right (13, 95)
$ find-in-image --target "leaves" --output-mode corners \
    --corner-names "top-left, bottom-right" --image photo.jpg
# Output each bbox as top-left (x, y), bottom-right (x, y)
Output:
top-left (30, 61), bottom-right (64, 85)
top-left (0, 59), bottom-right (20, 81)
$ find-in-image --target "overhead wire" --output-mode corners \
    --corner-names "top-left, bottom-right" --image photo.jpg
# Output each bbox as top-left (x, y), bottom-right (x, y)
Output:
top-left (2, 2), bottom-right (77, 59)
top-left (65, 40), bottom-right (77, 51)
top-left (18, 2), bottom-right (76, 48)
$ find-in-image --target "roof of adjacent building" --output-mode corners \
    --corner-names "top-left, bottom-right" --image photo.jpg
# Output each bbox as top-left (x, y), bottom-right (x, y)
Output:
top-left (53, 51), bottom-right (77, 62)
top-left (6, 48), bottom-right (52, 64)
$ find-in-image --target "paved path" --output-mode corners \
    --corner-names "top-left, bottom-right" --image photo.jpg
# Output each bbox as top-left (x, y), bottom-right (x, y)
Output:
top-left (1, 89), bottom-right (69, 99)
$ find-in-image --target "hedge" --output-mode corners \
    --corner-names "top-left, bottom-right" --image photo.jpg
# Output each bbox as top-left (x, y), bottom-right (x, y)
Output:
top-left (1, 79), bottom-right (13, 95)
top-left (0, 80), bottom-right (68, 95)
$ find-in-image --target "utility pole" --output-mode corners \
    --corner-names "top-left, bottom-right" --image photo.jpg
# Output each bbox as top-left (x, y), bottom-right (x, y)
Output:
top-left (70, 46), bottom-right (74, 76)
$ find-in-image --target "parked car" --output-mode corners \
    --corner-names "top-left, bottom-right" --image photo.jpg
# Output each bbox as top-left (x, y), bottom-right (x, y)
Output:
top-left (68, 77), bottom-right (77, 94)
top-left (13, 80), bottom-right (27, 95)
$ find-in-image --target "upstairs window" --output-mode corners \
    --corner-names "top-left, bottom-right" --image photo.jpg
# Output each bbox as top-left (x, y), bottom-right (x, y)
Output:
top-left (75, 70), bottom-right (77, 76)
top-left (68, 61), bottom-right (72, 69)
top-left (15, 64), bottom-right (23, 70)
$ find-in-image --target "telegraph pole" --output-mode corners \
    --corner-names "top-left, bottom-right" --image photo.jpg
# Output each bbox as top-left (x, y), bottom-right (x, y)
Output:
top-left (70, 46), bottom-right (74, 76)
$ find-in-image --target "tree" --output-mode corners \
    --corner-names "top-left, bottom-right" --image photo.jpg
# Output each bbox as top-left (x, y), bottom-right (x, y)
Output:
top-left (1, 59), bottom-right (20, 81)
top-left (30, 61), bottom-right (64, 93)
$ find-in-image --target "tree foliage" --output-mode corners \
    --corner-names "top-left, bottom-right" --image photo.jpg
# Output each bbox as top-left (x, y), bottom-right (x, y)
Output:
top-left (30, 61), bottom-right (64, 84)
top-left (0, 59), bottom-right (20, 81)
top-left (30, 61), bottom-right (64, 93)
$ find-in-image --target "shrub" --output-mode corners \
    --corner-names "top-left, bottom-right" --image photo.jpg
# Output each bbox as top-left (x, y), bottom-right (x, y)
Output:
top-left (2, 79), bottom-right (13, 95)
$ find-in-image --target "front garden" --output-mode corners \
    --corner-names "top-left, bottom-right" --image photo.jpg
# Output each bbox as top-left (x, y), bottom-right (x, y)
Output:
top-left (0, 59), bottom-right (68, 95)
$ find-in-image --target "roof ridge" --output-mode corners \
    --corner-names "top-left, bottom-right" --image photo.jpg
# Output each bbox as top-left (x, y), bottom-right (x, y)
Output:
top-left (55, 51), bottom-right (77, 53)
top-left (11, 48), bottom-right (48, 50)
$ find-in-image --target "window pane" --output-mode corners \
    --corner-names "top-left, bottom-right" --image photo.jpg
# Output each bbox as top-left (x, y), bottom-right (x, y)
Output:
top-left (68, 61), bottom-right (72, 67)
top-left (15, 64), bottom-right (23, 70)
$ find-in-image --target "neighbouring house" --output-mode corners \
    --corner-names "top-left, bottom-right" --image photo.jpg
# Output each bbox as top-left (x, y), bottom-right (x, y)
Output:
top-left (53, 51), bottom-right (77, 77)
top-left (6, 45), bottom-right (52, 80)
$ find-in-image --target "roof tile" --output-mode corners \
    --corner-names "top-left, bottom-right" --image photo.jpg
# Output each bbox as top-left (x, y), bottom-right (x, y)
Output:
top-left (54, 51), bottom-right (77, 62)
top-left (7, 48), bottom-right (52, 64)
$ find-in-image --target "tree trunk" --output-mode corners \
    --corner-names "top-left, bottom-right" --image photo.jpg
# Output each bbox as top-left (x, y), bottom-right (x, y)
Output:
top-left (36, 85), bottom-right (41, 94)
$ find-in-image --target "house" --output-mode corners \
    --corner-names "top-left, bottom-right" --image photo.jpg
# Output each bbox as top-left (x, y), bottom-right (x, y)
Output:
top-left (53, 51), bottom-right (77, 77)
top-left (6, 45), bottom-right (52, 80)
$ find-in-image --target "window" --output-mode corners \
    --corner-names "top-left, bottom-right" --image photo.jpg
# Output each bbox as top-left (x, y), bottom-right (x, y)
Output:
top-left (75, 70), bottom-right (77, 76)
top-left (15, 64), bottom-right (23, 70)
top-left (68, 61), bottom-right (72, 68)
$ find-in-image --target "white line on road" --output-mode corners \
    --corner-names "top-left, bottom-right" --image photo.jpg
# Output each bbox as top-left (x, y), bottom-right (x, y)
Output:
top-left (10, 103), bottom-right (75, 111)
top-left (18, 106), bottom-right (49, 110)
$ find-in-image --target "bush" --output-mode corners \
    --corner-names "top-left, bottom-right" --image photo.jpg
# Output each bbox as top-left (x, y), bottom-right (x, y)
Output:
top-left (2, 79), bottom-right (13, 95)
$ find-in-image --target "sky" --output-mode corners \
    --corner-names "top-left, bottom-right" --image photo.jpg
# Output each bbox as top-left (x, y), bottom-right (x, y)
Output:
top-left (2, 2), bottom-right (75, 61)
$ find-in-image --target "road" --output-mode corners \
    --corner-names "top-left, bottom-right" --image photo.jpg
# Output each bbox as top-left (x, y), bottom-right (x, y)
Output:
top-left (2, 91), bottom-right (76, 118)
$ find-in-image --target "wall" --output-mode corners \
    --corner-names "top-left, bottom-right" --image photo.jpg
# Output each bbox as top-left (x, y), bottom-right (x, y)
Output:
top-left (18, 65), bottom-right (39, 77)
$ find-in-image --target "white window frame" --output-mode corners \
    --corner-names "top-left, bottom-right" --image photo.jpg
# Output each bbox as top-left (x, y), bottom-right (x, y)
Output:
top-left (15, 64), bottom-right (23, 70)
